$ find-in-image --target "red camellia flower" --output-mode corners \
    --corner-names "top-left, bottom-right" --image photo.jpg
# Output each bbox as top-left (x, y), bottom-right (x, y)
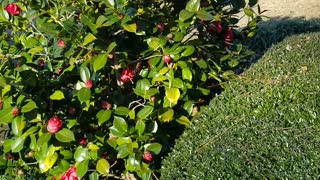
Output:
top-left (143, 152), bottom-right (153, 162)
top-left (157, 22), bottom-right (165, 32)
top-left (120, 67), bottom-right (134, 83)
top-left (78, 137), bottom-right (86, 145)
top-left (4, 3), bottom-right (22, 16)
top-left (162, 55), bottom-right (171, 64)
top-left (208, 21), bottom-right (222, 34)
top-left (11, 106), bottom-right (19, 116)
top-left (60, 166), bottom-right (78, 180)
top-left (57, 39), bottom-right (66, 49)
top-left (47, 116), bottom-right (63, 134)
top-left (85, 80), bottom-right (92, 89)
top-left (224, 27), bottom-right (234, 46)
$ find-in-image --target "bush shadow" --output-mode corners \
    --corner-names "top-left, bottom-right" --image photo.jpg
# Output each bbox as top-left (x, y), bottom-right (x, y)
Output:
top-left (244, 17), bottom-right (320, 66)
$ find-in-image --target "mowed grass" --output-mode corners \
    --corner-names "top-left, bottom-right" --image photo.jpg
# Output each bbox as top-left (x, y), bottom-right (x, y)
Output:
top-left (161, 31), bottom-right (320, 179)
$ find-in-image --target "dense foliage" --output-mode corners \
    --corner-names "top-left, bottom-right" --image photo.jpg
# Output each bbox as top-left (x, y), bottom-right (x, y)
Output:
top-left (161, 32), bottom-right (320, 179)
top-left (0, 0), bottom-right (259, 179)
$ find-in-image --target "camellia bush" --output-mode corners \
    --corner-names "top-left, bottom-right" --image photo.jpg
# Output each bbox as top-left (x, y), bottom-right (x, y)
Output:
top-left (0, 0), bottom-right (259, 179)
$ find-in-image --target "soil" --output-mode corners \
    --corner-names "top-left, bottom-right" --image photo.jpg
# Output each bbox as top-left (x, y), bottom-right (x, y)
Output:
top-left (238, 0), bottom-right (320, 26)
top-left (258, 0), bottom-right (320, 20)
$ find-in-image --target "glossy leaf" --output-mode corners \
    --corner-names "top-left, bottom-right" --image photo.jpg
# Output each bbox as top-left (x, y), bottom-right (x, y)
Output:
top-left (11, 117), bottom-right (26, 136)
top-left (80, 66), bottom-right (91, 82)
top-left (158, 108), bottom-right (174, 122)
top-left (77, 88), bottom-right (91, 102)
top-left (82, 33), bottom-right (97, 46)
top-left (76, 159), bottom-right (89, 178)
top-left (0, 108), bottom-right (14, 123)
top-left (137, 105), bottom-right (154, 120)
top-left (136, 79), bottom-right (151, 91)
top-left (97, 110), bottom-right (112, 125)
top-left (55, 128), bottom-right (75, 142)
top-left (144, 143), bottom-right (162, 154)
top-left (186, 0), bottom-right (201, 12)
top-left (183, 101), bottom-right (194, 115)
top-left (114, 107), bottom-right (130, 116)
top-left (74, 147), bottom-right (89, 162)
top-left (96, 158), bottom-right (110, 175)
top-left (93, 54), bottom-right (108, 72)
top-left (11, 136), bottom-right (25, 153)
top-left (39, 152), bottom-right (58, 173)
top-left (181, 45), bottom-right (195, 57)
top-left (179, 10), bottom-right (194, 21)
top-left (182, 68), bottom-right (193, 81)
top-left (49, 90), bottom-right (65, 100)
top-left (176, 115), bottom-right (191, 126)
top-left (135, 119), bottom-right (145, 136)
top-left (146, 37), bottom-right (161, 50)
top-left (113, 116), bottom-right (128, 133)
top-left (196, 9), bottom-right (214, 21)
top-left (122, 23), bottom-right (137, 33)
top-left (165, 88), bottom-right (180, 105)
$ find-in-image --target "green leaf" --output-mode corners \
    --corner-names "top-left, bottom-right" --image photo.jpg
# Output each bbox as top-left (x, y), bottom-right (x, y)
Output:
top-left (176, 115), bottom-right (191, 126)
top-left (60, 150), bottom-right (73, 159)
top-left (182, 68), bottom-right (193, 81)
top-left (195, 59), bottom-right (208, 69)
top-left (11, 136), bottom-right (25, 153)
top-left (186, 0), bottom-right (201, 12)
top-left (181, 45), bottom-right (195, 57)
top-left (172, 32), bottom-right (185, 42)
top-left (116, 144), bottom-right (130, 158)
top-left (228, 59), bottom-right (240, 68)
top-left (74, 147), bottom-right (89, 162)
top-left (36, 133), bottom-right (52, 148)
top-left (55, 128), bottom-right (75, 143)
top-left (0, 108), bottom-right (14, 123)
top-left (165, 88), bottom-right (180, 105)
top-left (21, 100), bottom-right (38, 113)
top-left (96, 110), bottom-right (112, 125)
top-left (23, 126), bottom-right (39, 138)
top-left (172, 78), bottom-right (184, 88)
top-left (0, 8), bottom-right (9, 22)
top-left (158, 108), bottom-right (174, 122)
top-left (96, 158), bottom-right (110, 175)
top-left (146, 37), bottom-right (161, 50)
top-left (89, 172), bottom-right (99, 180)
top-left (128, 109), bottom-right (135, 120)
top-left (77, 88), bottom-right (91, 102)
top-left (137, 106), bottom-right (154, 120)
top-left (196, 9), bottom-right (214, 21)
top-left (12, 117), bottom-right (26, 136)
top-left (144, 143), bottom-right (162, 154)
top-left (96, 15), bottom-right (108, 27)
top-left (135, 119), bottom-right (145, 136)
top-left (76, 159), bottom-right (89, 178)
top-left (93, 54), bottom-right (108, 72)
top-left (183, 101), bottom-right (194, 115)
top-left (106, 42), bottom-right (117, 54)
top-left (80, 66), bottom-right (91, 82)
top-left (179, 10), bottom-right (194, 21)
top-left (122, 23), bottom-right (137, 33)
top-left (39, 152), bottom-right (58, 173)
top-left (114, 107), bottom-right (130, 116)
top-left (82, 33), bottom-right (97, 46)
top-left (244, 8), bottom-right (254, 17)
top-left (113, 116), bottom-right (128, 133)
top-left (49, 90), bottom-right (65, 100)
top-left (136, 79), bottom-right (151, 91)
top-left (197, 87), bottom-right (210, 95)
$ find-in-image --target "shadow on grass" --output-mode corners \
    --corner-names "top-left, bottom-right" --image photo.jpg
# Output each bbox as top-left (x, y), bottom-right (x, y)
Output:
top-left (244, 17), bottom-right (320, 65)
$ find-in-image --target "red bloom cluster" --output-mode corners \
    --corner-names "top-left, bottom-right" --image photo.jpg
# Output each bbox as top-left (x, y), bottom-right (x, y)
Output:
top-left (60, 167), bottom-right (78, 180)
top-left (5, 3), bottom-right (21, 15)
top-left (47, 116), bottom-right (63, 134)
top-left (120, 67), bottom-right (134, 83)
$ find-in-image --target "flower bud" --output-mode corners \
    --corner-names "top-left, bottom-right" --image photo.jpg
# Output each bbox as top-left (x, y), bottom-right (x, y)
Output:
top-left (4, 3), bottom-right (21, 16)
top-left (47, 116), bottom-right (63, 134)
top-left (11, 106), bottom-right (19, 116)
top-left (143, 152), bottom-right (153, 162)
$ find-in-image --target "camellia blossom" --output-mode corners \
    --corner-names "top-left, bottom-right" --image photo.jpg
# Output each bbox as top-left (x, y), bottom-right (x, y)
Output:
top-left (224, 27), bottom-right (234, 46)
top-left (120, 67), bottom-right (134, 83)
top-left (60, 166), bottom-right (78, 180)
top-left (47, 116), bottom-right (63, 134)
top-left (4, 3), bottom-right (22, 15)
top-left (143, 152), bottom-right (153, 162)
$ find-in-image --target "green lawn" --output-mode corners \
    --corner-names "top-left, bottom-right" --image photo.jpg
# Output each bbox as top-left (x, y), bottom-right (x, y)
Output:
top-left (161, 30), bottom-right (320, 179)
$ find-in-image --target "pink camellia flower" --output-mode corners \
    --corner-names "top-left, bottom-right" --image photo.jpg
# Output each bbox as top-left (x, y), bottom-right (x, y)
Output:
top-left (60, 166), bottom-right (78, 180)
top-left (143, 152), bottom-right (153, 162)
top-left (224, 27), bottom-right (234, 46)
top-left (78, 137), bottom-right (86, 145)
top-left (4, 3), bottom-right (22, 16)
top-left (120, 67), bottom-right (134, 83)
top-left (47, 116), bottom-right (63, 134)
top-left (11, 106), bottom-right (19, 116)
top-left (57, 39), bottom-right (66, 49)
top-left (85, 80), bottom-right (92, 89)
